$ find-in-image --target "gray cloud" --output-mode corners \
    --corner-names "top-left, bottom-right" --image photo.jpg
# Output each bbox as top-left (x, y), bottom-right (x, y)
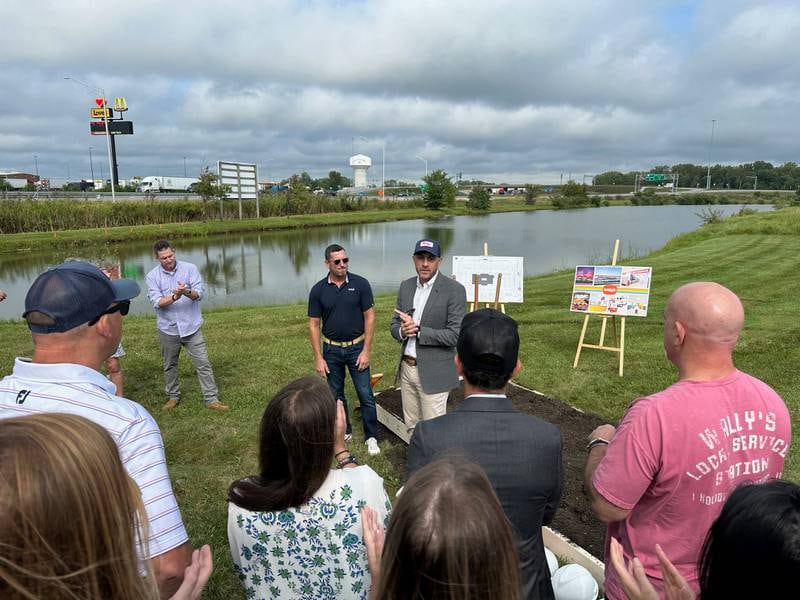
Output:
top-left (1, 0), bottom-right (798, 185)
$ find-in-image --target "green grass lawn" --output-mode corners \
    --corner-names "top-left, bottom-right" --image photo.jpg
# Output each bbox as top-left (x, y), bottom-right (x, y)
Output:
top-left (0, 207), bottom-right (797, 598)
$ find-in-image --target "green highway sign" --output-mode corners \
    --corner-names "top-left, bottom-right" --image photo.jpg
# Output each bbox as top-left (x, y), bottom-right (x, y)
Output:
top-left (644, 173), bottom-right (667, 182)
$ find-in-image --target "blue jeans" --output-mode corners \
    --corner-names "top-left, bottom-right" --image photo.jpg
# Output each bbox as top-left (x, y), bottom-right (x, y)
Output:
top-left (323, 341), bottom-right (378, 439)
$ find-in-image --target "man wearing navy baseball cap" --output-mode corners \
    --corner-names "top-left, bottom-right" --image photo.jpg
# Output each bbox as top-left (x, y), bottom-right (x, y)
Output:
top-left (407, 308), bottom-right (564, 600)
top-left (0, 261), bottom-right (194, 596)
top-left (391, 238), bottom-right (466, 434)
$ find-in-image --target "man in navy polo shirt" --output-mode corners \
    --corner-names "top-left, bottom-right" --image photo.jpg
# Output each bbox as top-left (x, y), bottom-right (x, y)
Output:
top-left (308, 244), bottom-right (380, 455)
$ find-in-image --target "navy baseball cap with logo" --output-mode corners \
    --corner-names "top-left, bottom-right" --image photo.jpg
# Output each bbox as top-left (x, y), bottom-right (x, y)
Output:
top-left (457, 308), bottom-right (519, 375)
top-left (23, 261), bottom-right (140, 333)
top-left (413, 239), bottom-right (441, 257)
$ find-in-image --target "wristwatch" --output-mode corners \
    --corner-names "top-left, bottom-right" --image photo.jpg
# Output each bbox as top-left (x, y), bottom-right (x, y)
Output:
top-left (586, 438), bottom-right (610, 452)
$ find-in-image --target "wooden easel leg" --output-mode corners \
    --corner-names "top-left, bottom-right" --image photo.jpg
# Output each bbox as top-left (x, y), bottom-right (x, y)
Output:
top-left (493, 273), bottom-right (503, 309)
top-left (619, 317), bottom-right (626, 377)
top-left (599, 316), bottom-right (608, 347)
top-left (574, 315), bottom-right (590, 368)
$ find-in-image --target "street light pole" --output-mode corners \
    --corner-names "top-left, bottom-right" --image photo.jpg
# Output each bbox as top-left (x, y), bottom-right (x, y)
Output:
top-left (183, 156), bottom-right (187, 178)
top-left (88, 146), bottom-right (95, 182)
top-left (64, 76), bottom-right (116, 201)
top-left (706, 119), bottom-right (716, 190)
top-left (416, 155), bottom-right (428, 177)
top-left (34, 155), bottom-right (39, 178)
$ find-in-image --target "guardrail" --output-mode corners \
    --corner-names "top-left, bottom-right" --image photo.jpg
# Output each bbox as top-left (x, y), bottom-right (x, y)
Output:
top-left (0, 191), bottom-right (202, 201)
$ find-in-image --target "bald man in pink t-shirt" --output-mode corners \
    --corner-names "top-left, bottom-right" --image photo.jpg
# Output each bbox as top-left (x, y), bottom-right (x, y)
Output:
top-left (585, 282), bottom-right (791, 600)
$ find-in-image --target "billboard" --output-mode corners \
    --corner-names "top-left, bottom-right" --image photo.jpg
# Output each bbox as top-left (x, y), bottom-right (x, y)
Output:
top-left (90, 121), bottom-right (134, 135)
top-left (218, 161), bottom-right (258, 200)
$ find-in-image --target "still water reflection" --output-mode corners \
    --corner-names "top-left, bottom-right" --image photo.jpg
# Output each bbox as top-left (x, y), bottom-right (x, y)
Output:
top-left (0, 204), bottom-right (770, 319)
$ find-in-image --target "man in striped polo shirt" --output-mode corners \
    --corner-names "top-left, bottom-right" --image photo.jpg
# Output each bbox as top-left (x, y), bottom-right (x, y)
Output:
top-left (0, 261), bottom-right (193, 598)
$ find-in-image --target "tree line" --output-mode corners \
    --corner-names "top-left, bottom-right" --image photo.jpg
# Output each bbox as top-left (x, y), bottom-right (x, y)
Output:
top-left (594, 161), bottom-right (800, 190)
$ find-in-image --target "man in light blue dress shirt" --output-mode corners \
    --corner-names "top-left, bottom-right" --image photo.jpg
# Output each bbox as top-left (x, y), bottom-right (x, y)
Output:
top-left (146, 239), bottom-right (228, 411)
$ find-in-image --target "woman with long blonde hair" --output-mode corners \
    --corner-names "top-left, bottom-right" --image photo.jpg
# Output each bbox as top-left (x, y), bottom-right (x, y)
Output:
top-left (0, 413), bottom-right (211, 599)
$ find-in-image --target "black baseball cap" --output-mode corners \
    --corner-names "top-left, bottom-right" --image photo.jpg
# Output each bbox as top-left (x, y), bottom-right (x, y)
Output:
top-left (23, 261), bottom-right (140, 333)
top-left (457, 308), bottom-right (519, 375)
top-left (413, 239), bottom-right (441, 257)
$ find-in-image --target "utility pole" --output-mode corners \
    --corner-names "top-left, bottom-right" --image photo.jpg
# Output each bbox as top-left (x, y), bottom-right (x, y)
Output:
top-left (706, 119), bottom-right (716, 190)
top-left (183, 156), bottom-right (187, 177)
top-left (89, 146), bottom-right (95, 182)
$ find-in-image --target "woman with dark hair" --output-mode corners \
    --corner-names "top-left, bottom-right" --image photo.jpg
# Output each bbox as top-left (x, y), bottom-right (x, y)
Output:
top-left (228, 376), bottom-right (391, 599)
top-left (362, 457), bottom-right (521, 600)
top-left (610, 479), bottom-right (800, 600)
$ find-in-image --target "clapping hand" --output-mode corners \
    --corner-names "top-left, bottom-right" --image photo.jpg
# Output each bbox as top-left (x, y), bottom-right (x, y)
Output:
top-left (609, 538), bottom-right (695, 600)
top-left (173, 281), bottom-right (190, 297)
top-left (361, 507), bottom-right (385, 588)
top-left (169, 545), bottom-right (213, 600)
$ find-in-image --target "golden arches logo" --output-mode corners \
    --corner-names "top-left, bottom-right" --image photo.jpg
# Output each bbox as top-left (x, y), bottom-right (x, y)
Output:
top-left (114, 97), bottom-right (128, 112)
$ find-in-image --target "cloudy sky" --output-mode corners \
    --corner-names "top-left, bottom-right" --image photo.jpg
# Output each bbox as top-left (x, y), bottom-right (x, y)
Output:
top-left (1, 0), bottom-right (798, 185)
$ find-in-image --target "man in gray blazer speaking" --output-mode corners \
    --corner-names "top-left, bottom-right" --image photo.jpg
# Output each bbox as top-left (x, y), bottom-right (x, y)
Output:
top-left (391, 239), bottom-right (467, 434)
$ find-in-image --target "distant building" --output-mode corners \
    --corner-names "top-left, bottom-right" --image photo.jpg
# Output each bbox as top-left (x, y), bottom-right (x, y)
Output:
top-left (0, 171), bottom-right (39, 188)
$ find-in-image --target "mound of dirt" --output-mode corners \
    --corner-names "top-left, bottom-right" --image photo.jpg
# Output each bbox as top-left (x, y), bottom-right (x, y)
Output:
top-left (374, 381), bottom-right (611, 559)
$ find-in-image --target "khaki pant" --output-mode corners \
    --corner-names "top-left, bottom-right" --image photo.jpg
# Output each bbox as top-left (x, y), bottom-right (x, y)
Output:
top-left (158, 329), bottom-right (218, 405)
top-left (400, 361), bottom-right (449, 434)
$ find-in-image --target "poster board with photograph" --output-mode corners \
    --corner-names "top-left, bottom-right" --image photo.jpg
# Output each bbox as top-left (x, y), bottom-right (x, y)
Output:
top-left (570, 265), bottom-right (652, 317)
top-left (452, 255), bottom-right (524, 303)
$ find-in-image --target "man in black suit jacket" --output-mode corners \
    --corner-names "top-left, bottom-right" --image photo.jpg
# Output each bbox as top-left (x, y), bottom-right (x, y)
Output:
top-left (407, 308), bottom-right (563, 600)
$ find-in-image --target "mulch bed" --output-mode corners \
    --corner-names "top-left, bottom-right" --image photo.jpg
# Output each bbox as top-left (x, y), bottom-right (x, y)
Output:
top-left (374, 381), bottom-right (612, 559)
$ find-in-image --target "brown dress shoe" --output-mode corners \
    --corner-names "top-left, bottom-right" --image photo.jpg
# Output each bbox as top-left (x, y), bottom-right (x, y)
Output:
top-left (206, 401), bottom-right (229, 412)
top-left (162, 398), bottom-right (179, 410)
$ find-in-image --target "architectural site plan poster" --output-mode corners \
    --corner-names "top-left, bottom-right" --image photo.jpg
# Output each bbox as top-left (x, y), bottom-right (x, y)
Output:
top-left (570, 265), bottom-right (652, 317)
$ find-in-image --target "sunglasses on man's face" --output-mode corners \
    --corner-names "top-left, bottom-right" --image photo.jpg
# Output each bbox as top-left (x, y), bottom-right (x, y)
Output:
top-left (331, 258), bottom-right (349, 265)
top-left (89, 300), bottom-right (131, 326)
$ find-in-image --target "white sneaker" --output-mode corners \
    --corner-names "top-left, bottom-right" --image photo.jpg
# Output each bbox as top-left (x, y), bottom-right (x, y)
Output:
top-left (365, 437), bottom-right (380, 456)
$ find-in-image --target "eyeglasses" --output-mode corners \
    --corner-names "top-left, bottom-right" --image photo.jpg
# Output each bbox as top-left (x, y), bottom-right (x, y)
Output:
top-left (89, 300), bottom-right (130, 326)
top-left (331, 258), bottom-right (349, 265)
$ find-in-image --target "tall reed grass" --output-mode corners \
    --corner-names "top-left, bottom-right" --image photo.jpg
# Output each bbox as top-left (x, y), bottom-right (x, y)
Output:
top-left (0, 194), bottom-right (423, 234)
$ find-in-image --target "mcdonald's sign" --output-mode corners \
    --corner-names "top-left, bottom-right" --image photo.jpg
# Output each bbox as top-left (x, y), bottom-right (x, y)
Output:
top-left (114, 97), bottom-right (128, 112)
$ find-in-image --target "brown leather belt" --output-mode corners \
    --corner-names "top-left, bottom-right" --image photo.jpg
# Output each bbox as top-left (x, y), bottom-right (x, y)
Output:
top-left (402, 355), bottom-right (417, 366)
top-left (322, 334), bottom-right (365, 348)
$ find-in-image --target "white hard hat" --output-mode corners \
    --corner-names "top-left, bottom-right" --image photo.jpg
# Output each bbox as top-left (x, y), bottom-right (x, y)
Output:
top-left (545, 547), bottom-right (559, 577)
top-left (552, 564), bottom-right (598, 600)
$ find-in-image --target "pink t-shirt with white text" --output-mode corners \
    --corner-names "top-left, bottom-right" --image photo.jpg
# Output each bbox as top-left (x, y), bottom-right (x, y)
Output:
top-left (593, 370), bottom-right (790, 600)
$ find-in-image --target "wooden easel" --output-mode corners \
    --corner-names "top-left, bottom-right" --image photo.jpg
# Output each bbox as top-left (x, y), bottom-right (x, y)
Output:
top-left (469, 242), bottom-right (505, 313)
top-left (573, 239), bottom-right (626, 376)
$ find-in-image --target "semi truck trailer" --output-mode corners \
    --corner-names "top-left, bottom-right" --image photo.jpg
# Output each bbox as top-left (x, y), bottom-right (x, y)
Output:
top-left (137, 176), bottom-right (199, 193)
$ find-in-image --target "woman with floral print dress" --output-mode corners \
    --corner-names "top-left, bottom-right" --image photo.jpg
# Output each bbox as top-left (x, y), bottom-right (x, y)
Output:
top-left (228, 376), bottom-right (391, 599)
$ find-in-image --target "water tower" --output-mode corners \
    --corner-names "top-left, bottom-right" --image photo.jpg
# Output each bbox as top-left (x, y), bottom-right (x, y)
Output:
top-left (349, 154), bottom-right (372, 188)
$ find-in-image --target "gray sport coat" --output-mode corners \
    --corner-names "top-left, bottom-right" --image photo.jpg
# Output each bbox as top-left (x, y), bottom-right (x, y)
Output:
top-left (390, 272), bottom-right (467, 394)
